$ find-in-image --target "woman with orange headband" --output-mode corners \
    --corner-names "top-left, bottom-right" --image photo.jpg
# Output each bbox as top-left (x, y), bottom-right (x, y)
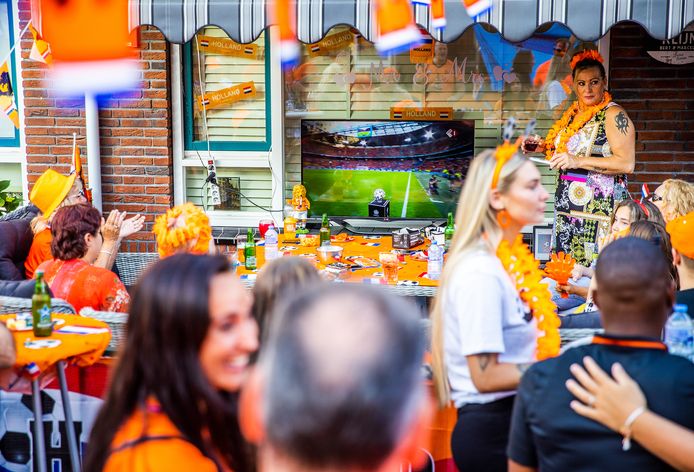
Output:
top-left (431, 142), bottom-right (557, 472)
top-left (522, 49), bottom-right (635, 267)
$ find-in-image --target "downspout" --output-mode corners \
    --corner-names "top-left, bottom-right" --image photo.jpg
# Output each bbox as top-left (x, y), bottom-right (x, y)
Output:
top-left (84, 92), bottom-right (102, 211)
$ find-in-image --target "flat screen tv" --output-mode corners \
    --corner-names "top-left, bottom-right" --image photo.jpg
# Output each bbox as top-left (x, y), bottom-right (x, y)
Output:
top-left (301, 120), bottom-right (475, 219)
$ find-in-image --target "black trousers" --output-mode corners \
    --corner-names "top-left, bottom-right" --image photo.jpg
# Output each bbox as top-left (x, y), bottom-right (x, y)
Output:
top-left (451, 395), bottom-right (515, 472)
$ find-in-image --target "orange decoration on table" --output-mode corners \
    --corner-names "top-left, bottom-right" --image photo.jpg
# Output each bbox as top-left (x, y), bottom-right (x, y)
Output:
top-left (544, 91), bottom-right (612, 161)
top-left (544, 252), bottom-right (576, 299)
top-left (497, 236), bottom-right (560, 360)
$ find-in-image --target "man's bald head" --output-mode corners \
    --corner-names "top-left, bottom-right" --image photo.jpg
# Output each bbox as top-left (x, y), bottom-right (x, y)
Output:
top-left (260, 284), bottom-right (425, 470)
top-left (594, 237), bottom-right (674, 331)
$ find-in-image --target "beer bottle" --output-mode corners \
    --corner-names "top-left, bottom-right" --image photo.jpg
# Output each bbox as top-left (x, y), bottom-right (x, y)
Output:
top-left (245, 228), bottom-right (257, 270)
top-left (319, 213), bottom-right (331, 246)
top-left (444, 212), bottom-right (455, 251)
top-left (32, 270), bottom-right (53, 337)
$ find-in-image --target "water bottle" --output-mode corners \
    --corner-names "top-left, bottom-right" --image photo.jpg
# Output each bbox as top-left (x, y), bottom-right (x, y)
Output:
top-left (265, 225), bottom-right (279, 262)
top-left (664, 304), bottom-right (694, 361)
top-left (428, 240), bottom-right (444, 280)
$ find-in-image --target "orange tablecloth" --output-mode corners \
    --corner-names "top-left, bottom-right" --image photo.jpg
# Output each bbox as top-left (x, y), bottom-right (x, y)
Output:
top-left (237, 234), bottom-right (439, 287)
top-left (1, 313), bottom-right (111, 376)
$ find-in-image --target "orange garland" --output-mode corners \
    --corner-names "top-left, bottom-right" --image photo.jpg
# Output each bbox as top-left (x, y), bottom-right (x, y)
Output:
top-left (497, 235), bottom-right (561, 360)
top-left (544, 91), bottom-right (612, 161)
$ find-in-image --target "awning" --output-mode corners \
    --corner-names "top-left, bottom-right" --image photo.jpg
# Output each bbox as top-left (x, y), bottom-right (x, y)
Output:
top-left (129, 0), bottom-right (694, 45)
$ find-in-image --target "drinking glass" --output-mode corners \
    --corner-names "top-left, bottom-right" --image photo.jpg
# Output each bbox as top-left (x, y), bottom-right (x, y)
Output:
top-left (259, 219), bottom-right (274, 238)
top-left (379, 252), bottom-right (399, 284)
top-left (223, 247), bottom-right (239, 273)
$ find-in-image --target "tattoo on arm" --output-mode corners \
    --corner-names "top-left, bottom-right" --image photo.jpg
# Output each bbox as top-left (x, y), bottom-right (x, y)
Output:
top-left (478, 354), bottom-right (492, 372)
top-left (615, 111), bottom-right (629, 135)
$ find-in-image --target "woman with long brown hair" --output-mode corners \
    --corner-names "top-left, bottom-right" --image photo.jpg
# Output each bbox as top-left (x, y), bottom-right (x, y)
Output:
top-left (84, 254), bottom-right (258, 471)
top-left (431, 146), bottom-right (556, 472)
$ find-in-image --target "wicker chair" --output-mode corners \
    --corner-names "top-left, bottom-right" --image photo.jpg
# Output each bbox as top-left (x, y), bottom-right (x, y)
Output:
top-left (115, 252), bottom-right (159, 287)
top-left (80, 307), bottom-right (128, 355)
top-left (0, 296), bottom-right (76, 315)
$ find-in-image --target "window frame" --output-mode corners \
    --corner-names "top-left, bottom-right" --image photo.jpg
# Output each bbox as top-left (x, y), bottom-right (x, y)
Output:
top-left (0, 0), bottom-right (20, 148)
top-left (183, 32), bottom-right (272, 152)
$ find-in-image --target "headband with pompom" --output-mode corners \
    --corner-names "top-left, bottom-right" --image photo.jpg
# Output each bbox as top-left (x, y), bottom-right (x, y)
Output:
top-left (491, 118), bottom-right (535, 189)
top-left (570, 49), bottom-right (604, 70)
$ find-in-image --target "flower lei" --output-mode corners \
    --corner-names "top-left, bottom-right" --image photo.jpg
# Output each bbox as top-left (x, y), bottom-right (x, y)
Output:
top-left (153, 202), bottom-right (212, 258)
top-left (544, 91), bottom-right (612, 161)
top-left (497, 235), bottom-right (561, 360)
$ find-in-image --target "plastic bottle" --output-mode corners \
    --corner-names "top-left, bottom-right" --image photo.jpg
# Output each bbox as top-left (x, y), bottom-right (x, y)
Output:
top-left (264, 225), bottom-right (279, 261)
top-left (428, 240), bottom-right (444, 280)
top-left (664, 304), bottom-right (694, 360)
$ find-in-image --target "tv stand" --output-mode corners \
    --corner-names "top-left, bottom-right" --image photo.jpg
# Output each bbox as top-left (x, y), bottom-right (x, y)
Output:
top-left (341, 218), bottom-right (438, 235)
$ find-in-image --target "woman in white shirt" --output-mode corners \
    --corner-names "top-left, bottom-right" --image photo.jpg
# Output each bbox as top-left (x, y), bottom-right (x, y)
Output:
top-left (431, 148), bottom-right (552, 472)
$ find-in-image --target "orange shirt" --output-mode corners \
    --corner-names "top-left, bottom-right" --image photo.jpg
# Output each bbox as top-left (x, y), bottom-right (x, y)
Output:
top-left (37, 259), bottom-right (129, 313)
top-left (533, 58), bottom-right (573, 90)
top-left (105, 401), bottom-right (228, 472)
top-left (24, 228), bottom-right (52, 279)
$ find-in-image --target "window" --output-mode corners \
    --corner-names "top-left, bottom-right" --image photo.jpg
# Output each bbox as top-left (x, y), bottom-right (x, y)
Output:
top-left (0, 0), bottom-right (23, 199)
top-left (183, 28), bottom-right (271, 151)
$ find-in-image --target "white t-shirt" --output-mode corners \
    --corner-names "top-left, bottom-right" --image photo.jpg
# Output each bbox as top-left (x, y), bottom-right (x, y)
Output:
top-left (443, 247), bottom-right (538, 407)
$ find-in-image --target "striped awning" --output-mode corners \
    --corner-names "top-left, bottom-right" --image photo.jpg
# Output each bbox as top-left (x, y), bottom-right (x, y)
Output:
top-left (129, 0), bottom-right (694, 45)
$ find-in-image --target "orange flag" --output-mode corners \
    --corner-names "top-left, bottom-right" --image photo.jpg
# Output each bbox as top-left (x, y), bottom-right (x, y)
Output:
top-left (28, 22), bottom-right (53, 64)
top-left (70, 138), bottom-right (92, 203)
top-left (375, 0), bottom-right (422, 55)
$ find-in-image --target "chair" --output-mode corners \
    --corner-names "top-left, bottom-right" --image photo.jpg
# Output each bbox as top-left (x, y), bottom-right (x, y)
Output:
top-left (80, 307), bottom-right (128, 355)
top-left (115, 252), bottom-right (159, 287)
top-left (0, 296), bottom-right (76, 315)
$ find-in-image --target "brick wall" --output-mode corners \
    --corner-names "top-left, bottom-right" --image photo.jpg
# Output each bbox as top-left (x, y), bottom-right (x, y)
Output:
top-left (609, 23), bottom-right (694, 192)
top-left (19, 0), bottom-right (172, 253)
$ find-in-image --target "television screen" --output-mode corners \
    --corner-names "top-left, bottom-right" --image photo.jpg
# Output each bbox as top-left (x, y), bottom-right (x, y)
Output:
top-left (301, 120), bottom-right (475, 219)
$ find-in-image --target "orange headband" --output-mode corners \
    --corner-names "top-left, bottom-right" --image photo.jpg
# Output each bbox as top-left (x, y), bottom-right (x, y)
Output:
top-left (570, 49), bottom-right (604, 70)
top-left (491, 138), bottom-right (522, 189)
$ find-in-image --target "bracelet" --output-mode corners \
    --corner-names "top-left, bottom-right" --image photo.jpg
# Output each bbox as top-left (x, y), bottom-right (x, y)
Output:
top-left (620, 406), bottom-right (646, 451)
top-left (100, 249), bottom-right (113, 256)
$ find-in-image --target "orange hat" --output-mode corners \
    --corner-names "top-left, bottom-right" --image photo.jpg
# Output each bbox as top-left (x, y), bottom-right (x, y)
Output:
top-left (29, 169), bottom-right (76, 218)
top-left (666, 211), bottom-right (694, 259)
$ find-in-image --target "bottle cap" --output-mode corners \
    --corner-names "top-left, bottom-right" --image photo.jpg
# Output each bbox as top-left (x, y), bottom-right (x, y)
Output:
top-left (674, 304), bottom-right (688, 312)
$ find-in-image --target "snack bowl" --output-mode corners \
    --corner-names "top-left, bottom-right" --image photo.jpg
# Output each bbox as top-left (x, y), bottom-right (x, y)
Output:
top-left (316, 245), bottom-right (344, 264)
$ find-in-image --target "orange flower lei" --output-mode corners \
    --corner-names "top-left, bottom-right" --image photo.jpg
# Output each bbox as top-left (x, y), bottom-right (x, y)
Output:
top-left (544, 91), bottom-right (612, 161)
top-left (153, 202), bottom-right (212, 258)
top-left (497, 235), bottom-right (561, 360)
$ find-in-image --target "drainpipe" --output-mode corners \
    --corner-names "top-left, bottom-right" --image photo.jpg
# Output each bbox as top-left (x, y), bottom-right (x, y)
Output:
top-left (84, 92), bottom-right (102, 211)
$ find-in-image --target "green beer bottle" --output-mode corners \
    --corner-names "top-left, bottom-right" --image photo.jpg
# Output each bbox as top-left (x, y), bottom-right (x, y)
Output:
top-left (444, 212), bottom-right (455, 251)
top-left (319, 213), bottom-right (331, 246)
top-left (32, 270), bottom-right (53, 337)
top-left (245, 228), bottom-right (257, 270)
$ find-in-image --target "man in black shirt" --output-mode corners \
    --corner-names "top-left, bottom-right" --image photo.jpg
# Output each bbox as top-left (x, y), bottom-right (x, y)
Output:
top-left (508, 237), bottom-right (694, 472)
top-left (666, 211), bottom-right (694, 311)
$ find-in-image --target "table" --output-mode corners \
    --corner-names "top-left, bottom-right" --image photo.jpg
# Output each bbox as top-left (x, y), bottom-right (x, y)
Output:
top-left (236, 234), bottom-right (439, 297)
top-left (1, 313), bottom-right (111, 472)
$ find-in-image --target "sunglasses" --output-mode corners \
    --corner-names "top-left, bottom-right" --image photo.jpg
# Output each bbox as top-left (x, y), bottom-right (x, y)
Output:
top-left (647, 194), bottom-right (663, 202)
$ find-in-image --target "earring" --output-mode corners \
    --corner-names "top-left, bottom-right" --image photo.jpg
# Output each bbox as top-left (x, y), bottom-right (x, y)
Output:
top-left (497, 209), bottom-right (511, 229)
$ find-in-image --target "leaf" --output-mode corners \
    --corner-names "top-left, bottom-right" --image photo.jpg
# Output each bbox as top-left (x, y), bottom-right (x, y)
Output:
top-left (0, 180), bottom-right (9, 192)
top-left (0, 197), bottom-right (5, 206)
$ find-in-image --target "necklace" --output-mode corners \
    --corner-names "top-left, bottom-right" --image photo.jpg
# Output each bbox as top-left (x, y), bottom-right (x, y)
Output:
top-left (497, 235), bottom-right (560, 360)
top-left (544, 91), bottom-right (613, 161)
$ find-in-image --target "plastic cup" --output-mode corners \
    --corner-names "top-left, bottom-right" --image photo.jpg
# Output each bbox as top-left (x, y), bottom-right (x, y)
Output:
top-left (236, 234), bottom-right (247, 263)
top-left (379, 252), bottom-right (399, 284)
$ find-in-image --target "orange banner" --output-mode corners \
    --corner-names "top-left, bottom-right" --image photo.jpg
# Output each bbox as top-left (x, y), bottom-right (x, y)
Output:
top-left (307, 30), bottom-right (354, 57)
top-left (197, 36), bottom-right (259, 59)
top-left (410, 42), bottom-right (433, 64)
top-left (390, 107), bottom-right (453, 121)
top-left (199, 82), bottom-right (257, 110)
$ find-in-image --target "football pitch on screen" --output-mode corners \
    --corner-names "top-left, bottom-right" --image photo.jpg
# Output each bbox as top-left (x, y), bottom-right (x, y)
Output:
top-left (305, 169), bottom-right (459, 218)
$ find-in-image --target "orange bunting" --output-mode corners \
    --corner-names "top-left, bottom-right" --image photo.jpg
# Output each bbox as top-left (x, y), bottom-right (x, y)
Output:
top-left (273, 0), bottom-right (299, 68)
top-left (544, 91), bottom-right (612, 161)
top-left (431, 0), bottom-right (446, 30)
top-left (462, 0), bottom-right (492, 17)
top-left (498, 236), bottom-right (560, 360)
top-left (375, 0), bottom-right (422, 55)
top-left (570, 49), bottom-right (604, 70)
